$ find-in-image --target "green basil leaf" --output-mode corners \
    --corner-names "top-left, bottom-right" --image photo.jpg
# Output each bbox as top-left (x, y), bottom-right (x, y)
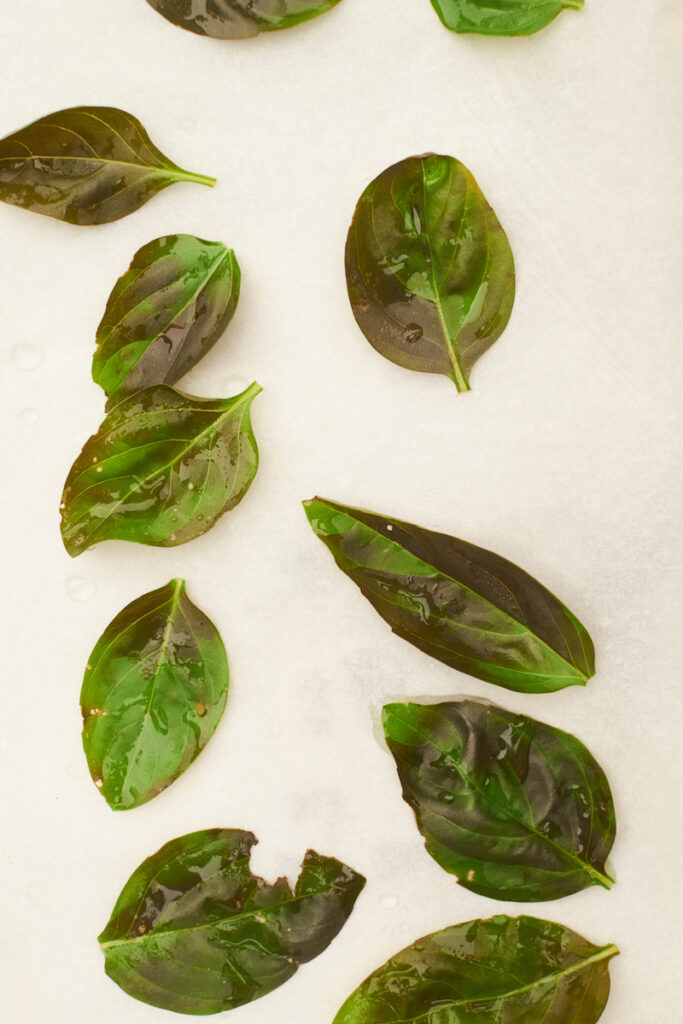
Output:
top-left (303, 497), bottom-right (594, 694)
top-left (383, 699), bottom-right (616, 901)
top-left (99, 828), bottom-right (366, 1014)
top-left (345, 154), bottom-right (514, 392)
top-left (0, 107), bottom-right (214, 225)
top-left (430, 0), bottom-right (584, 37)
top-left (61, 383), bottom-right (261, 557)
top-left (81, 578), bottom-right (229, 810)
top-left (145, 0), bottom-right (343, 39)
top-left (93, 235), bottom-right (240, 407)
top-left (333, 914), bottom-right (618, 1024)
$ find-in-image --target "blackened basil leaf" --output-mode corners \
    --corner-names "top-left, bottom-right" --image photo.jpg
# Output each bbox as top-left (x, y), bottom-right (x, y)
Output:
top-left (333, 915), bottom-right (618, 1024)
top-left (61, 383), bottom-right (261, 557)
top-left (345, 154), bottom-right (514, 392)
top-left (81, 579), bottom-right (229, 810)
top-left (99, 828), bottom-right (366, 1015)
top-left (93, 235), bottom-right (240, 407)
top-left (145, 0), bottom-right (343, 39)
top-left (383, 699), bottom-right (616, 901)
top-left (303, 497), bottom-right (594, 694)
top-left (0, 106), bottom-right (214, 225)
top-left (430, 0), bottom-right (584, 37)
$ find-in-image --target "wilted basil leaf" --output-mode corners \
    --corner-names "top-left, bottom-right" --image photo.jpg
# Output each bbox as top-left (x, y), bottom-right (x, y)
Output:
top-left (430, 0), bottom-right (584, 36)
top-left (145, 0), bottom-right (343, 39)
top-left (81, 579), bottom-right (229, 810)
top-left (61, 383), bottom-right (261, 557)
top-left (0, 106), bottom-right (214, 225)
top-left (383, 699), bottom-right (616, 901)
top-left (333, 914), bottom-right (618, 1024)
top-left (303, 497), bottom-right (594, 693)
top-left (93, 235), bottom-right (240, 407)
top-left (345, 154), bottom-right (514, 392)
top-left (99, 828), bottom-right (366, 1014)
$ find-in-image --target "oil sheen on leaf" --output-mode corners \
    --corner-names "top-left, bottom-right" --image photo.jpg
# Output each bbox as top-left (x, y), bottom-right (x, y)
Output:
top-left (383, 699), bottom-right (616, 901)
top-left (303, 497), bottom-right (594, 694)
top-left (93, 235), bottom-right (241, 406)
top-left (430, 0), bottom-right (584, 36)
top-left (145, 0), bottom-right (343, 39)
top-left (345, 154), bottom-right (514, 392)
top-left (60, 383), bottom-right (261, 557)
top-left (81, 579), bottom-right (229, 810)
top-left (0, 107), bottom-right (214, 225)
top-left (333, 914), bottom-right (618, 1024)
top-left (99, 828), bottom-right (366, 1014)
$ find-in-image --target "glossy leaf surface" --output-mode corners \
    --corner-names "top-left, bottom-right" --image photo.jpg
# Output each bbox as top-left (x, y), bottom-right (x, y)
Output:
top-left (345, 154), bottom-right (514, 391)
top-left (81, 579), bottom-right (229, 810)
top-left (333, 914), bottom-right (618, 1024)
top-left (61, 383), bottom-right (261, 557)
top-left (93, 235), bottom-right (240, 407)
top-left (99, 828), bottom-right (365, 1015)
top-left (383, 699), bottom-right (616, 901)
top-left (145, 0), bottom-right (343, 39)
top-left (430, 0), bottom-right (584, 36)
top-left (303, 498), bottom-right (594, 693)
top-left (0, 107), bottom-right (214, 225)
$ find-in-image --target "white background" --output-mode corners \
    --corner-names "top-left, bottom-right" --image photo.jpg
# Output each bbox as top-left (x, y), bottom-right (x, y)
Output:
top-left (0, 1), bottom-right (681, 1021)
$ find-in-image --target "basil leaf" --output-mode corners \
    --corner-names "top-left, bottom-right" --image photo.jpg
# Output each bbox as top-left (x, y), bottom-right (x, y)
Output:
top-left (99, 828), bottom-right (365, 1014)
top-left (81, 579), bottom-right (229, 810)
top-left (61, 383), bottom-right (261, 557)
top-left (0, 107), bottom-right (214, 225)
top-left (333, 914), bottom-right (618, 1024)
top-left (383, 699), bottom-right (616, 901)
top-left (93, 235), bottom-right (240, 407)
top-left (145, 0), bottom-right (343, 39)
top-left (345, 154), bottom-right (514, 392)
top-left (303, 497), bottom-right (594, 694)
top-left (430, 0), bottom-right (584, 37)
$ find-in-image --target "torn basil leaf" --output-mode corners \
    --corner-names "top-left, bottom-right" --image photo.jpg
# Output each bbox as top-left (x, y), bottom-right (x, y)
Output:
top-left (81, 579), bottom-right (229, 810)
top-left (93, 235), bottom-right (240, 407)
top-left (61, 383), bottom-right (261, 557)
top-left (345, 154), bottom-right (514, 392)
top-left (383, 699), bottom-right (616, 901)
top-left (145, 0), bottom-right (343, 39)
top-left (99, 828), bottom-right (365, 1015)
top-left (0, 107), bottom-right (214, 225)
top-left (333, 914), bottom-right (618, 1024)
top-left (303, 497), bottom-right (594, 693)
top-left (430, 0), bottom-right (584, 37)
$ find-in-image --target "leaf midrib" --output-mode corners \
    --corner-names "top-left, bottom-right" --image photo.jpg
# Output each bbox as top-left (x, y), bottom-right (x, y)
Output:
top-left (370, 944), bottom-right (618, 1024)
top-left (0, 152), bottom-right (210, 184)
top-left (113, 580), bottom-right (184, 803)
top-left (323, 501), bottom-right (588, 683)
top-left (421, 160), bottom-right (470, 391)
top-left (100, 884), bottom-right (325, 952)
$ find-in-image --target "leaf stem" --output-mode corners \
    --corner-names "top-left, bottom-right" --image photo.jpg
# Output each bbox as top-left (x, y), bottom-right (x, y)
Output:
top-left (177, 170), bottom-right (217, 188)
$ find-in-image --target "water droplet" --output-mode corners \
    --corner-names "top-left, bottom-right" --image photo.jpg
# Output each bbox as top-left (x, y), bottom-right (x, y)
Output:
top-left (403, 324), bottom-right (423, 344)
top-left (65, 576), bottom-right (96, 602)
top-left (223, 374), bottom-right (248, 395)
top-left (12, 344), bottom-right (42, 370)
top-left (386, 523), bottom-right (394, 531)
top-left (95, 466), bottom-right (103, 473)
top-left (187, 482), bottom-right (194, 490)
top-left (18, 407), bottom-right (38, 425)
top-left (438, 791), bottom-right (455, 803)
top-left (94, 777), bottom-right (103, 788)
top-left (379, 894), bottom-right (398, 909)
